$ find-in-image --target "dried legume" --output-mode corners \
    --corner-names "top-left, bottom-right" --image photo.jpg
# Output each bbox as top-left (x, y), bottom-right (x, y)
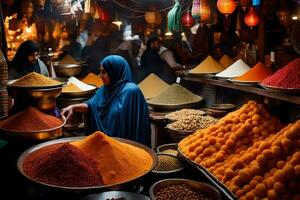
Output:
top-left (154, 154), bottom-right (183, 171)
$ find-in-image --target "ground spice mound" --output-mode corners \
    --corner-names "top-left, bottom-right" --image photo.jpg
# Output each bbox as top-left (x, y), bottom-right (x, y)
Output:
top-left (138, 73), bottom-right (169, 99)
top-left (23, 143), bottom-right (104, 187)
top-left (0, 107), bottom-right (63, 131)
top-left (219, 54), bottom-right (234, 69)
top-left (189, 55), bottom-right (225, 74)
top-left (62, 83), bottom-right (82, 93)
top-left (81, 73), bottom-right (103, 87)
top-left (59, 54), bottom-right (81, 64)
top-left (11, 72), bottom-right (61, 87)
top-left (261, 58), bottom-right (300, 88)
top-left (71, 131), bottom-right (153, 185)
top-left (234, 62), bottom-right (273, 82)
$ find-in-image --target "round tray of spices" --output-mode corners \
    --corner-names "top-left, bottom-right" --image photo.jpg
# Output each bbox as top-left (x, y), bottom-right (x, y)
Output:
top-left (17, 134), bottom-right (157, 194)
top-left (259, 83), bottom-right (300, 95)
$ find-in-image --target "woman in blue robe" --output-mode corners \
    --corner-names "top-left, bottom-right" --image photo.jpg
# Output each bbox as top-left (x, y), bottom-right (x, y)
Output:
top-left (62, 55), bottom-right (151, 146)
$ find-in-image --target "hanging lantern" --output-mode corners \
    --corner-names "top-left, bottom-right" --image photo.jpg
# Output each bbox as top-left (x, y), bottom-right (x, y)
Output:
top-left (217, 0), bottom-right (237, 17)
top-left (239, 0), bottom-right (251, 11)
top-left (145, 12), bottom-right (162, 27)
top-left (252, 0), bottom-right (261, 7)
top-left (181, 10), bottom-right (195, 27)
top-left (191, 0), bottom-right (200, 20)
top-left (244, 6), bottom-right (259, 27)
top-left (199, 0), bottom-right (211, 25)
top-left (95, 4), bottom-right (110, 22)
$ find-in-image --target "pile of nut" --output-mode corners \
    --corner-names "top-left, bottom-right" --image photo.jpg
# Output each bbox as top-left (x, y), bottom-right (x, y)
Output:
top-left (165, 109), bottom-right (205, 121)
top-left (167, 115), bottom-right (218, 132)
top-left (154, 184), bottom-right (211, 200)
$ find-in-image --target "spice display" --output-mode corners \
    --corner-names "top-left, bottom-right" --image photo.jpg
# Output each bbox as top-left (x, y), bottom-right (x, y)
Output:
top-left (59, 54), bottom-right (81, 64)
top-left (165, 109), bottom-right (205, 121)
top-left (215, 59), bottom-right (251, 78)
top-left (233, 62), bottom-right (273, 82)
top-left (261, 58), bottom-right (300, 88)
top-left (11, 72), bottom-right (61, 87)
top-left (161, 149), bottom-right (178, 156)
top-left (23, 143), bottom-right (104, 187)
top-left (154, 154), bottom-right (183, 171)
top-left (71, 131), bottom-right (153, 185)
top-left (81, 73), bottom-right (103, 87)
top-left (0, 107), bottom-right (63, 131)
top-left (62, 83), bottom-right (82, 93)
top-left (189, 55), bottom-right (225, 74)
top-left (154, 184), bottom-right (211, 200)
top-left (168, 115), bottom-right (218, 132)
top-left (179, 101), bottom-right (300, 199)
top-left (147, 84), bottom-right (203, 107)
top-left (138, 73), bottom-right (169, 99)
top-left (219, 54), bottom-right (234, 69)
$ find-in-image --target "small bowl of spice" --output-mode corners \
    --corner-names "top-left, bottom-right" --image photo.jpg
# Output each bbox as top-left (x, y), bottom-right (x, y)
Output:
top-left (149, 178), bottom-right (221, 200)
top-left (156, 143), bottom-right (178, 156)
top-left (152, 153), bottom-right (185, 178)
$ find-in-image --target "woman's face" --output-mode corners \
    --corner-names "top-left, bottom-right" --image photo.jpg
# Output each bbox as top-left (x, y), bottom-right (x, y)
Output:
top-left (99, 66), bottom-right (110, 85)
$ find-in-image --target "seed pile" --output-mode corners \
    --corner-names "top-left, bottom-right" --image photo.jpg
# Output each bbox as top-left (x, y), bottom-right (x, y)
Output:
top-left (154, 154), bottom-right (183, 171)
top-left (168, 115), bottom-right (218, 132)
top-left (154, 184), bottom-right (211, 200)
top-left (165, 109), bottom-right (205, 121)
top-left (161, 149), bottom-right (178, 156)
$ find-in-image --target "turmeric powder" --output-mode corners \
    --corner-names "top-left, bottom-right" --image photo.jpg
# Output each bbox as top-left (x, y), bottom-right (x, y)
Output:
top-left (62, 83), bottom-right (82, 93)
top-left (81, 73), bottom-right (103, 87)
top-left (59, 55), bottom-right (81, 65)
top-left (71, 131), bottom-right (153, 185)
top-left (11, 72), bottom-right (61, 87)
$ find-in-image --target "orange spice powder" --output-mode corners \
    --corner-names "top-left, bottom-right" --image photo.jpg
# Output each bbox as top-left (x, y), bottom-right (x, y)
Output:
top-left (62, 83), bottom-right (82, 93)
top-left (71, 131), bottom-right (153, 185)
top-left (81, 73), bottom-right (103, 87)
top-left (234, 62), bottom-right (273, 82)
top-left (11, 72), bottom-right (61, 87)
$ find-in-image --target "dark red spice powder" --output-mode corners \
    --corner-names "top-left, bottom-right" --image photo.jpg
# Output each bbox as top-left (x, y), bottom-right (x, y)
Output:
top-left (23, 143), bottom-right (103, 187)
top-left (0, 107), bottom-right (63, 132)
top-left (261, 58), bottom-right (300, 88)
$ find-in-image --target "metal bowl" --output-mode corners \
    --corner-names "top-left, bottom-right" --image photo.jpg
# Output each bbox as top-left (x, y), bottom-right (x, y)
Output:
top-left (53, 63), bottom-right (84, 77)
top-left (6, 84), bottom-right (63, 112)
top-left (149, 178), bottom-right (222, 200)
top-left (17, 136), bottom-right (157, 193)
top-left (152, 153), bottom-right (185, 174)
top-left (156, 143), bottom-right (178, 154)
top-left (83, 191), bottom-right (150, 200)
top-left (60, 85), bottom-right (97, 98)
top-left (0, 115), bottom-right (66, 140)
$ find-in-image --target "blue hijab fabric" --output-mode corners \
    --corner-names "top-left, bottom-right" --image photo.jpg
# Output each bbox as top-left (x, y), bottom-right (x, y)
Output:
top-left (86, 55), bottom-right (151, 146)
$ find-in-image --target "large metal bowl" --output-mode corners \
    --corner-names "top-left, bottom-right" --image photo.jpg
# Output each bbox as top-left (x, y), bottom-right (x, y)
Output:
top-left (83, 191), bottom-right (150, 200)
top-left (53, 63), bottom-right (84, 77)
top-left (17, 136), bottom-right (157, 194)
top-left (0, 115), bottom-right (66, 140)
top-left (6, 84), bottom-right (63, 112)
top-left (149, 178), bottom-right (222, 200)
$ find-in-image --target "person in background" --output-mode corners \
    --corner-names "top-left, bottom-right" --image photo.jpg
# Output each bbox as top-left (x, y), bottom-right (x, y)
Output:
top-left (8, 40), bottom-right (50, 79)
top-left (139, 36), bottom-right (176, 84)
top-left (61, 55), bottom-right (151, 146)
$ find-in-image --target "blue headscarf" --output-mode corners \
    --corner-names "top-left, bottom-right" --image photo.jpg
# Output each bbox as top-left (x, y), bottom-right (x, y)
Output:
top-left (86, 55), bottom-right (151, 146)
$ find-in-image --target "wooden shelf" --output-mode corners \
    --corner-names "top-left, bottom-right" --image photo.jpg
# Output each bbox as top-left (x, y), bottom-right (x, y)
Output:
top-left (182, 76), bottom-right (300, 105)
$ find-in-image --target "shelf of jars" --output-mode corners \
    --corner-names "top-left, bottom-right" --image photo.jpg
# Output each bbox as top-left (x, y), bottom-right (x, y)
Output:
top-left (182, 76), bottom-right (300, 105)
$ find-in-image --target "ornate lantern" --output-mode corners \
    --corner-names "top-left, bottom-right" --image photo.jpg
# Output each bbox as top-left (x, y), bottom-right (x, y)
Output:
top-left (191, 0), bottom-right (200, 20)
top-left (199, 0), bottom-right (211, 25)
top-left (145, 12), bottom-right (162, 27)
top-left (181, 10), bottom-right (195, 27)
top-left (244, 6), bottom-right (259, 27)
top-left (217, 0), bottom-right (237, 17)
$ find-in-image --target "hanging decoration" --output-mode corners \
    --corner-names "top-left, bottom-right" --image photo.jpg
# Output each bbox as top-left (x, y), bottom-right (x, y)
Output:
top-left (244, 6), bottom-right (259, 27)
top-left (239, 0), bottom-right (251, 11)
top-left (217, 0), bottom-right (237, 17)
top-left (191, 0), bottom-right (200, 20)
top-left (252, 0), bottom-right (261, 7)
top-left (199, 0), bottom-right (211, 25)
top-left (181, 10), bottom-right (194, 27)
top-left (167, 0), bottom-right (182, 33)
top-left (145, 12), bottom-right (162, 27)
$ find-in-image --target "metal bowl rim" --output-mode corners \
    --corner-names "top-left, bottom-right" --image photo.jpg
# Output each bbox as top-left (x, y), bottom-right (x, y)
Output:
top-left (5, 80), bottom-right (65, 89)
top-left (17, 136), bottom-right (157, 190)
top-left (156, 143), bottom-right (178, 153)
top-left (149, 178), bottom-right (222, 199)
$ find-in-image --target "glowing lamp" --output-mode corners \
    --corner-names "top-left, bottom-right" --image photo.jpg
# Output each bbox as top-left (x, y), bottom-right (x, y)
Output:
top-left (217, 0), bottom-right (237, 16)
top-left (182, 10), bottom-right (195, 27)
top-left (199, 0), bottom-right (211, 24)
top-left (145, 12), bottom-right (162, 27)
top-left (191, 0), bottom-right (200, 20)
top-left (244, 6), bottom-right (259, 27)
